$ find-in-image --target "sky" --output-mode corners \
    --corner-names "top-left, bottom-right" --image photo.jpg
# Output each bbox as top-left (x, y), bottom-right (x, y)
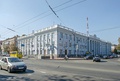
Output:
top-left (0, 0), bottom-right (120, 44)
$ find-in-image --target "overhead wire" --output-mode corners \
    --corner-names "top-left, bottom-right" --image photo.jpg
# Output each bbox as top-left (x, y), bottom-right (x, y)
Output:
top-left (56, 0), bottom-right (87, 12)
top-left (45, 0), bottom-right (59, 18)
top-left (1, 0), bottom-right (87, 38)
top-left (45, 0), bottom-right (66, 25)
top-left (1, 0), bottom-right (73, 37)
top-left (90, 26), bottom-right (120, 33)
top-left (13, 0), bottom-right (87, 30)
top-left (0, 24), bottom-right (16, 32)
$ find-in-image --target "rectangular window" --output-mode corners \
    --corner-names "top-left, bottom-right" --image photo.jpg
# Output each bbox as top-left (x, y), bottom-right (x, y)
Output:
top-left (60, 49), bottom-right (62, 54)
top-left (65, 34), bottom-right (68, 39)
top-left (40, 50), bottom-right (42, 54)
top-left (66, 42), bottom-right (67, 47)
top-left (47, 49), bottom-right (50, 54)
top-left (69, 35), bottom-right (72, 40)
top-left (40, 35), bottom-right (42, 41)
top-left (76, 37), bottom-right (78, 43)
top-left (44, 35), bottom-right (46, 41)
top-left (69, 43), bottom-right (71, 47)
top-left (51, 33), bottom-right (54, 43)
top-left (52, 49), bottom-right (54, 54)
top-left (69, 50), bottom-right (71, 54)
top-left (47, 33), bottom-right (50, 44)
top-left (60, 32), bottom-right (63, 38)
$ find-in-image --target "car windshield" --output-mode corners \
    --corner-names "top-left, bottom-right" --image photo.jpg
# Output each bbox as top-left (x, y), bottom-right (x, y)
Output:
top-left (8, 58), bottom-right (22, 62)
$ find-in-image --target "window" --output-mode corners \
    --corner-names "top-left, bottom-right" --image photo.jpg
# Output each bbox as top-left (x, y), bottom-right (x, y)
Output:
top-left (66, 42), bottom-right (67, 47)
top-left (60, 49), bottom-right (62, 54)
top-left (76, 37), bottom-right (78, 43)
top-left (47, 49), bottom-right (50, 54)
top-left (65, 34), bottom-right (68, 39)
top-left (60, 32), bottom-right (63, 38)
top-left (2, 58), bottom-right (4, 61)
top-left (40, 35), bottom-right (42, 41)
top-left (69, 43), bottom-right (71, 47)
top-left (40, 50), bottom-right (42, 54)
top-left (47, 34), bottom-right (50, 43)
top-left (69, 50), bottom-right (71, 54)
top-left (69, 35), bottom-right (72, 40)
top-left (52, 49), bottom-right (54, 54)
top-left (44, 34), bottom-right (46, 41)
top-left (51, 33), bottom-right (54, 42)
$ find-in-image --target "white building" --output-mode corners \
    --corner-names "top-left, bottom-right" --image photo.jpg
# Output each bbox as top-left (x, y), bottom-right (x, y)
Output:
top-left (17, 24), bottom-right (111, 59)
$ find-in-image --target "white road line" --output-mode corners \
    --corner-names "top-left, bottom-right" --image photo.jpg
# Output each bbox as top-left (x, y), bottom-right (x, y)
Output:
top-left (27, 74), bottom-right (32, 76)
top-left (40, 71), bottom-right (46, 73)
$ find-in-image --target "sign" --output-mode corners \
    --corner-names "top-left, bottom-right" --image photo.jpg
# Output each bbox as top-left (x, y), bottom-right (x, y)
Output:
top-left (21, 44), bottom-right (25, 47)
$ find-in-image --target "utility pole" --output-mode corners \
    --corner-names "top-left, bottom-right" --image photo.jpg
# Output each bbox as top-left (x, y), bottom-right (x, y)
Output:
top-left (87, 17), bottom-right (90, 54)
top-left (87, 17), bottom-right (89, 36)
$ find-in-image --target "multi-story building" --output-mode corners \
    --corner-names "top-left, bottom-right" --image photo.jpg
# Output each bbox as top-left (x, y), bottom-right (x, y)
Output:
top-left (17, 24), bottom-right (111, 59)
top-left (0, 41), bottom-right (2, 55)
top-left (1, 36), bottom-right (18, 55)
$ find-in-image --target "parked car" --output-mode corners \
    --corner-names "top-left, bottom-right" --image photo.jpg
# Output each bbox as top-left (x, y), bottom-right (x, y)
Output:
top-left (93, 55), bottom-right (101, 62)
top-left (0, 57), bottom-right (27, 73)
top-left (102, 55), bottom-right (108, 59)
top-left (84, 54), bottom-right (93, 60)
top-left (118, 55), bottom-right (120, 58)
top-left (109, 54), bottom-right (114, 58)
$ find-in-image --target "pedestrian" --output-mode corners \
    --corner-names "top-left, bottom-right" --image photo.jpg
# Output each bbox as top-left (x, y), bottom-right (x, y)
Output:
top-left (64, 53), bottom-right (68, 60)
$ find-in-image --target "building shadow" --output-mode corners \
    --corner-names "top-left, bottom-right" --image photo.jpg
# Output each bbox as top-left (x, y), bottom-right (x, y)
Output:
top-left (0, 74), bottom-right (37, 81)
top-left (100, 60), bottom-right (107, 62)
top-left (9, 69), bottom-right (34, 74)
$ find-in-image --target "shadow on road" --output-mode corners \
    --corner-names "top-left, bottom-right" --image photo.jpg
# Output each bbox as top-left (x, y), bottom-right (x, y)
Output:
top-left (100, 60), bottom-right (107, 62)
top-left (10, 69), bottom-right (34, 74)
top-left (42, 74), bottom-right (110, 81)
top-left (0, 74), bottom-right (37, 81)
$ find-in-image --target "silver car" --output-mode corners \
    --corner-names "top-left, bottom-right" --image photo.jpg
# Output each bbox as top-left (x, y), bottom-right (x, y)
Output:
top-left (0, 57), bottom-right (27, 73)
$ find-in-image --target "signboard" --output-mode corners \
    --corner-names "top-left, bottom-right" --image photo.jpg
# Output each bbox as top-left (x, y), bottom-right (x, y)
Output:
top-left (21, 44), bottom-right (25, 47)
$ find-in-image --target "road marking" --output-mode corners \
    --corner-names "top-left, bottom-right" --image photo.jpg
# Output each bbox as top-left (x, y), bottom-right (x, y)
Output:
top-left (27, 74), bottom-right (32, 76)
top-left (40, 71), bottom-right (46, 73)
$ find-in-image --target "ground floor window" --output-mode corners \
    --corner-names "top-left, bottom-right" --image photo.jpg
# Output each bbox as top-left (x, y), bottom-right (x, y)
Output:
top-left (52, 49), bottom-right (54, 54)
top-left (40, 50), bottom-right (42, 54)
top-left (47, 49), bottom-right (50, 54)
top-left (69, 50), bottom-right (71, 54)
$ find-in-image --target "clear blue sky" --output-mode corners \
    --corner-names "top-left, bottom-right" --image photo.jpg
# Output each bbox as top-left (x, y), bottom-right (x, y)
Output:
top-left (0, 0), bottom-right (120, 44)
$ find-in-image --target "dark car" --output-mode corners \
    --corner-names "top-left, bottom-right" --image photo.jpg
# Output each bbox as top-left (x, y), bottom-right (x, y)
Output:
top-left (109, 55), bottom-right (114, 58)
top-left (102, 55), bottom-right (108, 59)
top-left (84, 54), bottom-right (93, 60)
top-left (93, 55), bottom-right (101, 62)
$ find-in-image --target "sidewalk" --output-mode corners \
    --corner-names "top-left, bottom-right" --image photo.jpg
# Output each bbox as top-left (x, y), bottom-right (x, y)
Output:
top-left (22, 55), bottom-right (84, 60)
top-left (54, 57), bottom-right (84, 60)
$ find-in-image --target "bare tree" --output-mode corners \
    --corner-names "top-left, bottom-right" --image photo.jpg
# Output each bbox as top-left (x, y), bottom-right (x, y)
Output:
top-left (9, 43), bottom-right (18, 51)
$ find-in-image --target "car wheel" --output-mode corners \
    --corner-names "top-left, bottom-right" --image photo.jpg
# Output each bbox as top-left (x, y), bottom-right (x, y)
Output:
top-left (23, 69), bottom-right (26, 72)
top-left (0, 65), bottom-right (3, 70)
top-left (7, 67), bottom-right (12, 73)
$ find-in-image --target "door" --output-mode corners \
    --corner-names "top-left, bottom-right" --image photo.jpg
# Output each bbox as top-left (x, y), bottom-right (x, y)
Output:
top-left (65, 50), bottom-right (67, 55)
top-left (44, 49), bottom-right (46, 56)
top-left (4, 58), bottom-right (8, 70)
top-left (1, 58), bottom-right (5, 69)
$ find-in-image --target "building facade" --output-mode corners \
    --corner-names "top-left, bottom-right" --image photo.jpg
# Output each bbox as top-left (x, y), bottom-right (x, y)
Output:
top-left (17, 25), bottom-right (111, 59)
top-left (1, 36), bottom-right (18, 55)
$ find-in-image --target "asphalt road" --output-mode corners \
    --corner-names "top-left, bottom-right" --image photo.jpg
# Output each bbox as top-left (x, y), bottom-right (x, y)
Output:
top-left (0, 57), bottom-right (120, 81)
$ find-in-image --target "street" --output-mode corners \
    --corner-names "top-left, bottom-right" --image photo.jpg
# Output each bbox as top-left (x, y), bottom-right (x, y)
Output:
top-left (0, 57), bottom-right (120, 81)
